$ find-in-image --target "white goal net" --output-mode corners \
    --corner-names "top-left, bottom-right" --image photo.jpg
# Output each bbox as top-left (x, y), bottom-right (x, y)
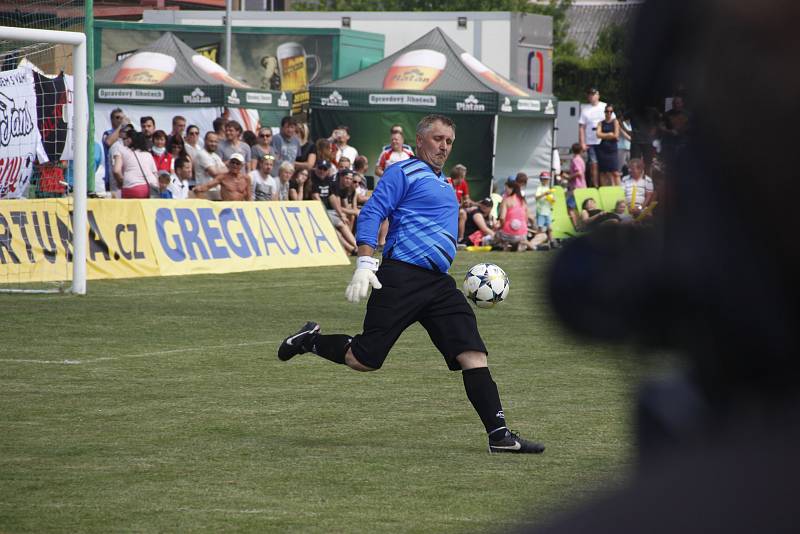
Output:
top-left (0, 26), bottom-right (87, 294)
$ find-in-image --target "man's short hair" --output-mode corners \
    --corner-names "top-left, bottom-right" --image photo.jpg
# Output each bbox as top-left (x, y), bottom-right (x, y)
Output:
top-left (204, 131), bottom-right (217, 141)
top-left (212, 117), bottom-right (226, 132)
top-left (416, 114), bottom-right (455, 138)
top-left (110, 108), bottom-right (123, 121)
top-left (174, 156), bottom-right (191, 169)
top-left (336, 125), bottom-right (350, 133)
top-left (353, 155), bottom-right (368, 172)
top-left (225, 120), bottom-right (243, 133)
top-left (140, 116), bottom-right (155, 126)
top-left (449, 164), bottom-right (467, 179)
top-left (390, 124), bottom-right (404, 134)
top-left (172, 115), bottom-right (186, 125)
top-left (281, 116), bottom-right (297, 128)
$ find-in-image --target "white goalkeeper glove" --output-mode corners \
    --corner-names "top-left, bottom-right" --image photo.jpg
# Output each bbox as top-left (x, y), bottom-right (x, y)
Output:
top-left (345, 256), bottom-right (382, 303)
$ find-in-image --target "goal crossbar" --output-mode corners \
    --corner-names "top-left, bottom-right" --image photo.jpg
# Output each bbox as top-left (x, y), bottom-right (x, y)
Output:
top-left (0, 26), bottom-right (88, 294)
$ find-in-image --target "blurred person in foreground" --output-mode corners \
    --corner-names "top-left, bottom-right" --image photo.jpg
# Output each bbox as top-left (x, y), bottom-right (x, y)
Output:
top-left (277, 114), bottom-right (545, 454)
top-left (530, 1), bottom-right (800, 532)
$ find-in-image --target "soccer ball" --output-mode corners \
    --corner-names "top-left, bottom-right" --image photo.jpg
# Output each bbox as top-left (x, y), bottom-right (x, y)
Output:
top-left (463, 263), bottom-right (510, 309)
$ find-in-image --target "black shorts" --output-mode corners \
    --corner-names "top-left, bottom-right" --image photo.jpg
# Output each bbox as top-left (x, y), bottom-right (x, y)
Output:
top-left (350, 259), bottom-right (487, 371)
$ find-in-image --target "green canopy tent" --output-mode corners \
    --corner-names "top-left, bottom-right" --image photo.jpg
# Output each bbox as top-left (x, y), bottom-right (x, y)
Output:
top-left (93, 32), bottom-right (292, 142)
top-left (310, 27), bottom-right (557, 198)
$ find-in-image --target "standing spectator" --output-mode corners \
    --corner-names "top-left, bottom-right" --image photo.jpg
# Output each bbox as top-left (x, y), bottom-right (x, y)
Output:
top-left (294, 122), bottom-right (317, 172)
top-left (660, 94), bottom-right (690, 162)
top-left (289, 168), bottom-right (312, 201)
top-left (496, 180), bottom-right (532, 251)
top-left (194, 153), bottom-right (252, 201)
top-left (567, 143), bottom-right (587, 228)
top-left (183, 125), bottom-right (202, 161)
top-left (447, 164), bottom-right (472, 206)
top-left (534, 172), bottom-right (555, 246)
top-left (334, 125), bottom-right (358, 163)
top-left (169, 156), bottom-right (192, 200)
top-left (114, 131), bottom-right (158, 199)
top-left (150, 130), bottom-right (172, 173)
top-left (101, 107), bottom-right (128, 193)
top-left (271, 116), bottom-right (301, 177)
top-left (212, 117), bottom-right (226, 137)
top-left (250, 127), bottom-right (274, 171)
top-left (249, 154), bottom-right (277, 201)
top-left (630, 107), bottom-right (660, 174)
top-left (193, 132), bottom-right (228, 201)
top-left (167, 115), bottom-right (186, 146)
top-left (381, 124), bottom-right (415, 153)
top-left (621, 158), bottom-right (654, 217)
top-left (596, 104), bottom-right (621, 186)
top-left (140, 116), bottom-right (156, 149)
top-left (578, 87), bottom-right (610, 187)
top-left (618, 110), bottom-right (633, 172)
top-left (375, 132), bottom-right (414, 177)
top-left (217, 120), bottom-right (252, 168)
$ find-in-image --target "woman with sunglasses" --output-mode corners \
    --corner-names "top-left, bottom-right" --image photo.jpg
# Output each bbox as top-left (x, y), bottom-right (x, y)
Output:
top-left (250, 127), bottom-right (275, 171)
top-left (596, 104), bottom-right (621, 186)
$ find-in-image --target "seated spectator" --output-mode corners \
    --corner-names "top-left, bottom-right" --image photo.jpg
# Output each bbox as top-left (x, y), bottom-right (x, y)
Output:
top-left (289, 168), bottom-right (312, 201)
top-left (115, 131), bottom-right (158, 199)
top-left (495, 180), bottom-right (533, 251)
top-left (621, 158), bottom-right (654, 217)
top-left (514, 172), bottom-right (529, 198)
top-left (294, 122), bottom-right (317, 172)
top-left (276, 161), bottom-right (293, 201)
top-left (460, 197), bottom-right (495, 247)
top-left (338, 156), bottom-right (352, 171)
top-left (194, 153), bottom-right (252, 201)
top-left (250, 127), bottom-right (275, 171)
top-left (157, 171), bottom-right (174, 199)
top-left (217, 120), bottom-right (252, 168)
top-left (580, 197), bottom-right (620, 230)
top-left (249, 154), bottom-right (277, 201)
top-left (334, 168), bottom-right (360, 230)
top-left (151, 130), bottom-right (172, 173)
top-left (311, 161), bottom-right (357, 254)
top-left (353, 155), bottom-right (372, 200)
top-left (534, 172), bottom-right (556, 247)
top-left (613, 199), bottom-right (635, 223)
top-left (375, 132), bottom-right (414, 177)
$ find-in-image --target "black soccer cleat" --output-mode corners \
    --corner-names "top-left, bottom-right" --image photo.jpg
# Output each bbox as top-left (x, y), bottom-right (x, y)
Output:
top-left (278, 321), bottom-right (320, 361)
top-left (488, 429), bottom-right (545, 454)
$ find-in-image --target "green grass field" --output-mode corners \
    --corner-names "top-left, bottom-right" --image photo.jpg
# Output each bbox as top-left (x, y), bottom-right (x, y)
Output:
top-left (1, 252), bottom-right (650, 532)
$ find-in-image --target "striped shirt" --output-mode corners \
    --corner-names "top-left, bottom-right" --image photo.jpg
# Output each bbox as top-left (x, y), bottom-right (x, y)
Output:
top-left (356, 157), bottom-right (459, 273)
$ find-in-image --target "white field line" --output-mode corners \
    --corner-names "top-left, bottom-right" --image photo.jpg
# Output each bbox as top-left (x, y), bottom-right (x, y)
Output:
top-left (0, 340), bottom-right (275, 365)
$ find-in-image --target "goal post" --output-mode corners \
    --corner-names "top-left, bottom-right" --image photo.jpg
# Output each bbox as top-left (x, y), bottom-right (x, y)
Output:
top-left (0, 26), bottom-right (87, 294)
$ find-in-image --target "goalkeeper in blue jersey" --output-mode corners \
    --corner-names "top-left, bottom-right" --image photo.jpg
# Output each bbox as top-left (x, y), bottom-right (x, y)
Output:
top-left (278, 114), bottom-right (544, 454)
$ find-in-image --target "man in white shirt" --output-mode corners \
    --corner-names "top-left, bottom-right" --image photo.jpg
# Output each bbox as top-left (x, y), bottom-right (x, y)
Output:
top-left (168, 156), bottom-right (192, 200)
top-left (193, 132), bottom-right (228, 201)
top-left (249, 154), bottom-right (277, 201)
top-left (578, 87), bottom-right (613, 188)
top-left (334, 125), bottom-right (358, 164)
top-left (621, 158), bottom-right (654, 218)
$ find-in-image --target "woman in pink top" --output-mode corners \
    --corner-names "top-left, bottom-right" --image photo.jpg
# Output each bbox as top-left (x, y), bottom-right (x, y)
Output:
top-left (114, 131), bottom-right (158, 199)
top-left (495, 179), bottom-right (533, 251)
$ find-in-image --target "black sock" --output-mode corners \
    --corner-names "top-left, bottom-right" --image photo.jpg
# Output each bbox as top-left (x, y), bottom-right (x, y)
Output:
top-left (305, 333), bottom-right (350, 365)
top-left (462, 367), bottom-right (508, 435)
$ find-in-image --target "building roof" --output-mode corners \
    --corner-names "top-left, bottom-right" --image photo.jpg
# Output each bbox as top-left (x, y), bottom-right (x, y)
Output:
top-left (565, 1), bottom-right (644, 57)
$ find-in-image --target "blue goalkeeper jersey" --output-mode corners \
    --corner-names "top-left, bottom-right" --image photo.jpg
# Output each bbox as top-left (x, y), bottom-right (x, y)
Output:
top-left (356, 157), bottom-right (459, 273)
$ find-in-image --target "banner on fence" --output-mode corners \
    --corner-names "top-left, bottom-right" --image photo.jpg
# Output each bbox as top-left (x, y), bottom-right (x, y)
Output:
top-left (0, 199), bottom-right (348, 283)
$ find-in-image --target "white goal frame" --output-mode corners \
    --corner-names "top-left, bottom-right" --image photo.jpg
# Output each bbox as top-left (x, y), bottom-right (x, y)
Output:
top-left (0, 26), bottom-right (87, 295)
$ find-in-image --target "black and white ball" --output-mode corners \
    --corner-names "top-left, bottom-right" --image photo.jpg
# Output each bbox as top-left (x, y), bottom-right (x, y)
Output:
top-left (463, 263), bottom-right (510, 309)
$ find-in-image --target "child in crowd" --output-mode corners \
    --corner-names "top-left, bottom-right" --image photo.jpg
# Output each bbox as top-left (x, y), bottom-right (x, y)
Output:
top-left (534, 172), bottom-right (555, 247)
top-left (614, 199), bottom-right (634, 223)
top-left (157, 171), bottom-right (173, 199)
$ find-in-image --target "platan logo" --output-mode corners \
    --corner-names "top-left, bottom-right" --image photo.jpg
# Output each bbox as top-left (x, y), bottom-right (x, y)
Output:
top-left (517, 99), bottom-right (541, 112)
top-left (183, 87), bottom-right (211, 104)
top-left (227, 89), bottom-right (241, 105)
top-left (321, 90), bottom-right (349, 107)
top-left (245, 92), bottom-right (273, 105)
top-left (277, 92), bottom-right (289, 108)
top-left (544, 99), bottom-right (555, 115)
top-left (456, 94), bottom-right (485, 112)
top-left (500, 97), bottom-right (513, 113)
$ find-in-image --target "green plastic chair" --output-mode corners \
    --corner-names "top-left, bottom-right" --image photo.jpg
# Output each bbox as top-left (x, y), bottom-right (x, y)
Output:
top-left (550, 185), bottom-right (578, 239)
top-left (599, 186), bottom-right (626, 212)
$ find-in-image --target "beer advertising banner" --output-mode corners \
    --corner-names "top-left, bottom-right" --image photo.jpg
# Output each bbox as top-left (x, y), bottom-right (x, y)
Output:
top-left (99, 29), bottom-right (333, 114)
top-left (0, 199), bottom-right (348, 284)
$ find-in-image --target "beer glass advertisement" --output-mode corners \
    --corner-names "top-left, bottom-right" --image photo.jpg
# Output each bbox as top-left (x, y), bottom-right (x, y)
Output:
top-left (100, 29), bottom-right (334, 113)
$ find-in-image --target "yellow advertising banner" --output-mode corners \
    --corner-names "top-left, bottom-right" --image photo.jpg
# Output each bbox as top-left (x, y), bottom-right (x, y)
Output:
top-left (0, 199), bottom-right (348, 284)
